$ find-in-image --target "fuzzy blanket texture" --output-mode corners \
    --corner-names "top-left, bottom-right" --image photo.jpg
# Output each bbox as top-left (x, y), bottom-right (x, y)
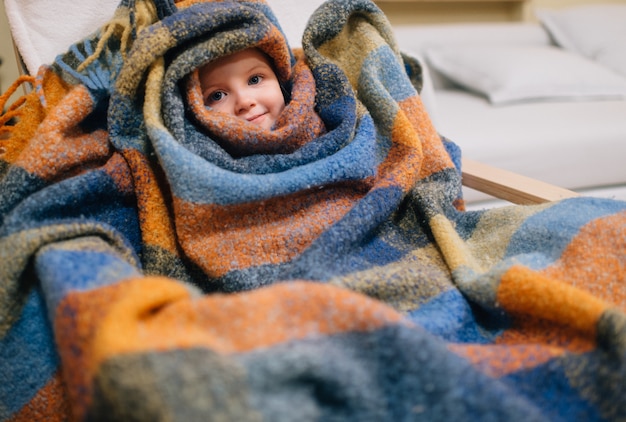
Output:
top-left (1, 0), bottom-right (626, 420)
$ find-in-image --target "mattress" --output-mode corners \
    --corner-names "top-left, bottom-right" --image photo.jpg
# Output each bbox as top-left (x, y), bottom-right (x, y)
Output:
top-left (434, 89), bottom-right (626, 203)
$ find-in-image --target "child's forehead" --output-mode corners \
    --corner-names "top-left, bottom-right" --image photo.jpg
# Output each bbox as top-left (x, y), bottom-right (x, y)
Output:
top-left (201, 49), bottom-right (274, 76)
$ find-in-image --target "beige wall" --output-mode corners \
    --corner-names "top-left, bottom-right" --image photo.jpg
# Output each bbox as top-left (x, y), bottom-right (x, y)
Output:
top-left (2, 0), bottom-right (626, 99)
top-left (376, 0), bottom-right (626, 25)
top-left (376, 1), bottom-right (527, 24)
top-left (1, 0), bottom-right (22, 107)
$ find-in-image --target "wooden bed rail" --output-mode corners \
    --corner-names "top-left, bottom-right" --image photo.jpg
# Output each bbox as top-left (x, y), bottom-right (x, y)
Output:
top-left (461, 158), bottom-right (580, 205)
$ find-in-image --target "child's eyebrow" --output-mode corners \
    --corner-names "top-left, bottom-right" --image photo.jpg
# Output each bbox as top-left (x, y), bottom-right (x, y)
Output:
top-left (248, 62), bottom-right (273, 73)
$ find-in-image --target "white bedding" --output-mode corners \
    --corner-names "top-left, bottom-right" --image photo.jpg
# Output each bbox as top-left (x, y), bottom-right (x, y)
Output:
top-left (392, 18), bottom-right (626, 205)
top-left (4, 0), bottom-right (316, 75)
top-left (436, 89), bottom-right (626, 202)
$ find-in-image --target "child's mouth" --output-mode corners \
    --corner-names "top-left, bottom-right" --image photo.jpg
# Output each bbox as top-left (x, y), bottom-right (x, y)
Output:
top-left (246, 112), bottom-right (267, 125)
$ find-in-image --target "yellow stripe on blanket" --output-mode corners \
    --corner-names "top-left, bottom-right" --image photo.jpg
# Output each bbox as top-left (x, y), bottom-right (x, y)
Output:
top-left (430, 214), bottom-right (482, 273)
top-left (498, 265), bottom-right (608, 337)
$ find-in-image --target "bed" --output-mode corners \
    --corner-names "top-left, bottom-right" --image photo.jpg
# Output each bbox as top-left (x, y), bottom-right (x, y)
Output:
top-left (391, 6), bottom-right (626, 207)
top-left (1, 1), bottom-right (626, 421)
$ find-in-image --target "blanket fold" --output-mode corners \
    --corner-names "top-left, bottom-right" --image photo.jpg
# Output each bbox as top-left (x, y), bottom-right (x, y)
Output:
top-left (1, 0), bottom-right (626, 420)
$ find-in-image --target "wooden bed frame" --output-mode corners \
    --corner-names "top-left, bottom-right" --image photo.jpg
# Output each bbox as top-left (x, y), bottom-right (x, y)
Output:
top-left (462, 158), bottom-right (579, 205)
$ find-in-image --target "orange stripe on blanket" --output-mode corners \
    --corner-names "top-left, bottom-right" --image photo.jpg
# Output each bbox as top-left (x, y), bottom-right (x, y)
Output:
top-left (496, 212), bottom-right (626, 349)
top-left (1, 70), bottom-right (71, 164)
top-left (256, 25), bottom-right (293, 82)
top-left (174, 184), bottom-right (367, 277)
top-left (495, 314), bottom-right (596, 352)
top-left (497, 265), bottom-right (608, 339)
top-left (54, 277), bottom-right (406, 419)
top-left (93, 278), bottom-right (406, 358)
top-left (376, 96), bottom-right (455, 194)
top-left (448, 343), bottom-right (565, 378)
top-left (397, 96), bottom-right (454, 180)
top-left (102, 153), bottom-right (135, 196)
top-left (18, 84), bottom-right (110, 181)
top-left (122, 149), bottom-right (179, 254)
top-left (540, 211), bottom-right (626, 310)
top-left (8, 371), bottom-right (70, 422)
top-left (377, 112), bottom-right (422, 192)
top-left (53, 279), bottom-right (192, 420)
top-left (54, 283), bottom-right (139, 419)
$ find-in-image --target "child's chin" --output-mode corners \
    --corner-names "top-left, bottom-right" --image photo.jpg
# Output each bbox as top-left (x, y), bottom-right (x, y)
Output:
top-left (251, 116), bottom-right (275, 131)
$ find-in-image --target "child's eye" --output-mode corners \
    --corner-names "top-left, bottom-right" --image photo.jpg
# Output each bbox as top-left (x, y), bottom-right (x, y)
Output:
top-left (206, 91), bottom-right (226, 104)
top-left (249, 75), bottom-right (263, 85)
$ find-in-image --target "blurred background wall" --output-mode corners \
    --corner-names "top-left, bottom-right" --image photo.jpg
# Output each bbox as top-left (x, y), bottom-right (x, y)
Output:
top-left (376, 0), bottom-right (626, 25)
top-left (2, 0), bottom-right (626, 101)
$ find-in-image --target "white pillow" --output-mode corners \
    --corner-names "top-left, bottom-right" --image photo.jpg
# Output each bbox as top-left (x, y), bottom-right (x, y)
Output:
top-left (536, 5), bottom-right (626, 78)
top-left (4, 0), bottom-right (120, 74)
top-left (4, 0), bottom-right (323, 74)
top-left (425, 45), bottom-right (626, 105)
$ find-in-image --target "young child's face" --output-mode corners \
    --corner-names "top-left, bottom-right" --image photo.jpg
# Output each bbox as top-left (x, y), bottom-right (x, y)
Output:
top-left (199, 49), bottom-right (286, 131)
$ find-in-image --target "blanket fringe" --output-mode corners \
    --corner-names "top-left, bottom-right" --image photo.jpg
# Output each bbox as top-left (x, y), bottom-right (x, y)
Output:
top-left (77, 0), bottom-right (159, 72)
top-left (0, 75), bottom-right (36, 139)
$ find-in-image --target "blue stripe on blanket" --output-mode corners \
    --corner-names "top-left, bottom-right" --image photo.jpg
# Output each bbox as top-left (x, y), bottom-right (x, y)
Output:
top-left (359, 46), bottom-right (418, 105)
top-left (153, 115), bottom-right (380, 205)
top-left (239, 325), bottom-right (545, 421)
top-left (0, 290), bottom-right (58, 418)
top-left (0, 167), bottom-right (46, 223)
top-left (34, 238), bottom-right (142, 316)
top-left (1, 170), bottom-right (141, 245)
top-left (504, 358), bottom-right (602, 421)
top-left (505, 197), bottom-right (626, 269)
top-left (409, 289), bottom-right (507, 343)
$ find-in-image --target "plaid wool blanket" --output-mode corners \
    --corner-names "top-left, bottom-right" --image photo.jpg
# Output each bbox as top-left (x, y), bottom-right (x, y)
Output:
top-left (1, 0), bottom-right (626, 420)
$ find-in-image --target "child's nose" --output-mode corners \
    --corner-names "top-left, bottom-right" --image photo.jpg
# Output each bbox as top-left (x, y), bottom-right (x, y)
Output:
top-left (235, 91), bottom-right (256, 115)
